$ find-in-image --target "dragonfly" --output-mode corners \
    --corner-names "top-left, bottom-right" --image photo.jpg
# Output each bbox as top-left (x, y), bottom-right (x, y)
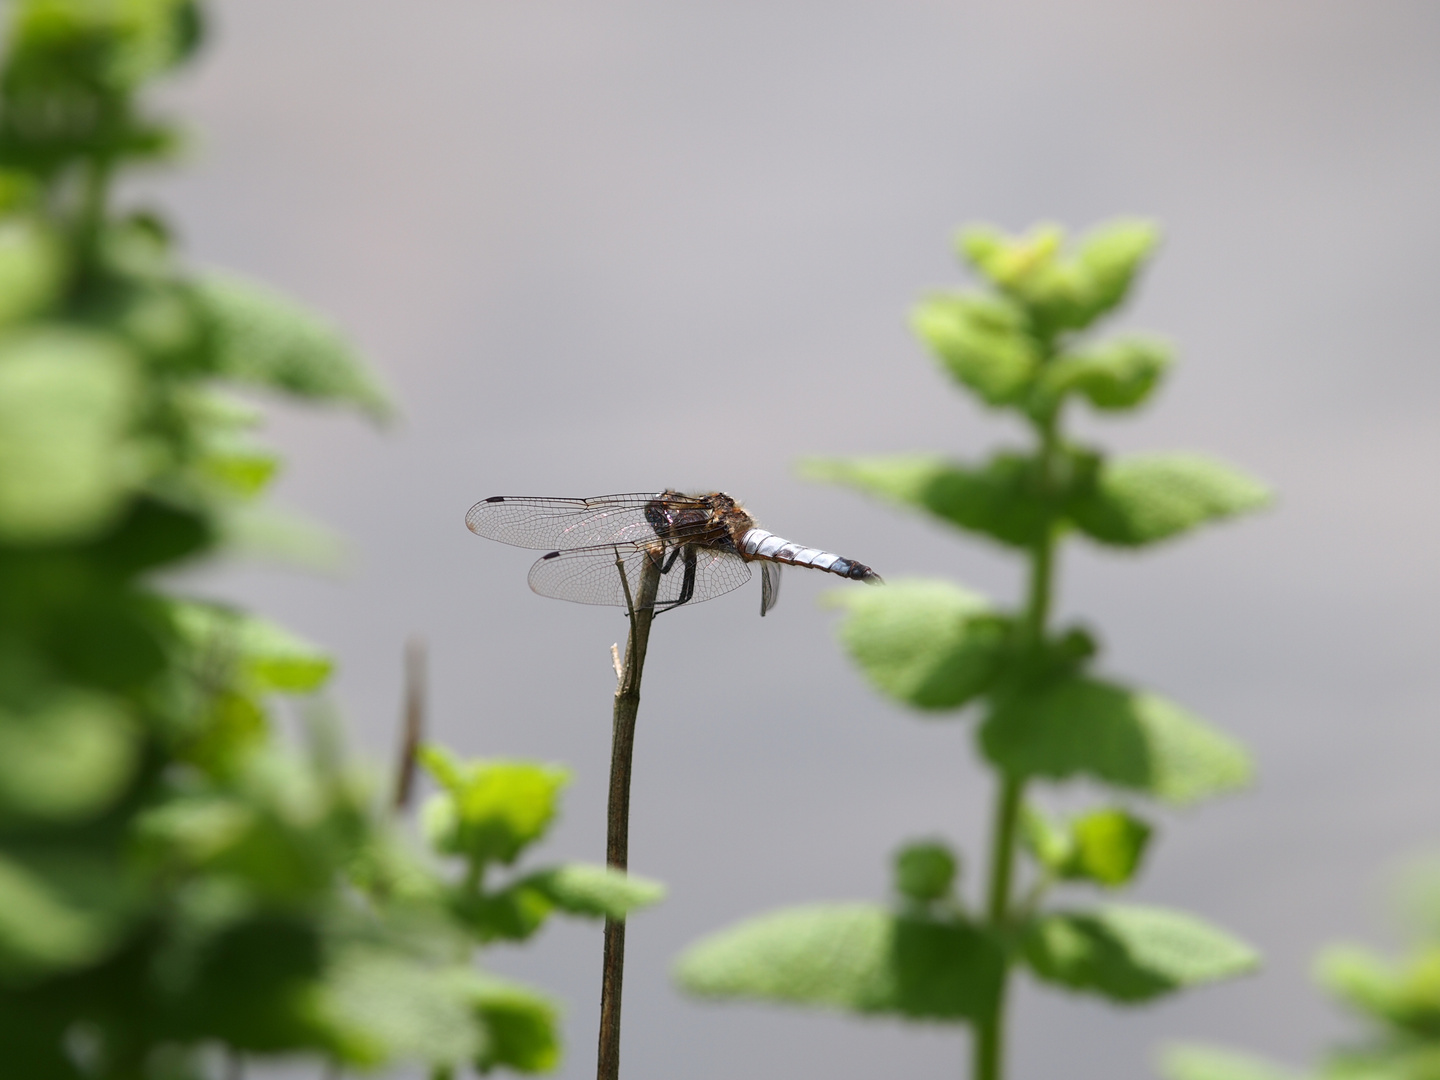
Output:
top-left (465, 491), bottom-right (883, 616)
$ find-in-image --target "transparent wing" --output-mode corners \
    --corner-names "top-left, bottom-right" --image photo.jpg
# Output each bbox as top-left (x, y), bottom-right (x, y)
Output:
top-left (465, 493), bottom-right (716, 551)
top-left (526, 543), bottom-right (752, 610)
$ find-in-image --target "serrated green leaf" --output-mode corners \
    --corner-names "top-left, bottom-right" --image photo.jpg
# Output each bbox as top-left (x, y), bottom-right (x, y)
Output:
top-left (0, 849), bottom-right (138, 984)
top-left (829, 579), bottom-right (1010, 710)
top-left (0, 327), bottom-right (144, 543)
top-left (1065, 808), bottom-right (1153, 887)
top-left (1160, 1043), bottom-right (1307, 1080)
top-left (1022, 904), bottom-right (1258, 1003)
top-left (802, 452), bottom-right (1062, 549)
top-left (518, 863), bottom-right (665, 920)
top-left (195, 272), bottom-right (390, 419)
top-left (676, 903), bottom-right (1005, 1023)
top-left (421, 756), bottom-right (570, 867)
top-left (893, 840), bottom-right (958, 903)
top-left (1065, 219), bottom-right (1161, 328)
top-left (470, 976), bottom-right (561, 1075)
top-left (1069, 453), bottom-right (1271, 547)
top-left (979, 676), bottom-right (1252, 805)
top-left (1041, 337), bottom-right (1173, 411)
top-left (912, 293), bottom-right (1038, 406)
top-left (0, 689), bottom-right (140, 823)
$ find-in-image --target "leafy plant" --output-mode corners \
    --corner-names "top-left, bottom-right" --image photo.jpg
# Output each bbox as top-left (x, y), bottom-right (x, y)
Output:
top-left (1164, 858), bottom-right (1440, 1080)
top-left (675, 219), bottom-right (1269, 1077)
top-left (0, 2), bottom-right (663, 1076)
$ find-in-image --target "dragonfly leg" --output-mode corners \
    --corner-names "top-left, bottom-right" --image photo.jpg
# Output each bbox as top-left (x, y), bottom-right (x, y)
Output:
top-left (654, 546), bottom-right (698, 615)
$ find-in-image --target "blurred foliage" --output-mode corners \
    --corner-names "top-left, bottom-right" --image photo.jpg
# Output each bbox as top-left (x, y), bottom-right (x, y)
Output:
top-left (676, 220), bottom-right (1267, 1076)
top-left (1163, 858), bottom-right (1440, 1080)
top-left (0, 2), bottom-right (663, 1076)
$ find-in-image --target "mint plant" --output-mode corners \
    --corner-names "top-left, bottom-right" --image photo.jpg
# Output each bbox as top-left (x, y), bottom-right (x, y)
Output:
top-left (0, 2), bottom-right (661, 1075)
top-left (1164, 858), bottom-right (1440, 1080)
top-left (676, 220), bottom-right (1270, 1078)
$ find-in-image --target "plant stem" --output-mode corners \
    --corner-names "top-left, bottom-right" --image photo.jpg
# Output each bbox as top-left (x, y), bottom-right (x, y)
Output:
top-left (392, 636), bottom-right (426, 812)
top-left (973, 412), bottom-right (1061, 1080)
top-left (596, 552), bottom-right (663, 1080)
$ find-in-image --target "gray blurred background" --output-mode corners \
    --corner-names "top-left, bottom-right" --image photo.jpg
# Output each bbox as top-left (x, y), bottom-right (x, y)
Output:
top-left (139, 2), bottom-right (1439, 1077)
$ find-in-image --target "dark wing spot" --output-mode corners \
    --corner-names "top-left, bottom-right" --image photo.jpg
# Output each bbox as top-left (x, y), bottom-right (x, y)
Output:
top-left (485, 495), bottom-right (505, 503)
top-left (541, 550), bottom-right (561, 560)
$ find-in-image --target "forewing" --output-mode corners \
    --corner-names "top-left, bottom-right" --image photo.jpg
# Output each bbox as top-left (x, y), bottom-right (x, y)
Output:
top-left (466, 494), bottom-right (663, 550)
top-left (527, 543), bottom-right (752, 610)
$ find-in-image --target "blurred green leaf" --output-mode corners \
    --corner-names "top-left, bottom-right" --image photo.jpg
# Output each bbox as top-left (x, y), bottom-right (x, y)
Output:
top-left (0, 688), bottom-right (140, 822)
top-left (1160, 1043), bottom-right (1307, 1080)
top-left (1064, 808), bottom-right (1153, 887)
top-left (0, 848), bottom-right (137, 984)
top-left (912, 293), bottom-right (1037, 406)
top-left (893, 840), bottom-right (958, 903)
top-left (1020, 804), bottom-right (1075, 873)
top-left (1069, 453), bottom-right (1271, 548)
top-left (471, 976), bottom-right (562, 1075)
top-left (979, 676), bottom-right (1252, 805)
top-left (195, 272), bottom-right (390, 419)
top-left (420, 748), bottom-right (570, 867)
top-left (171, 602), bottom-right (334, 694)
top-left (518, 863), bottom-right (665, 920)
top-left (829, 579), bottom-right (1010, 710)
top-left (803, 451), bottom-right (1086, 549)
top-left (319, 946), bottom-right (483, 1069)
top-left (0, 327), bottom-right (144, 544)
top-left (0, 215), bottom-right (64, 326)
top-left (1040, 337), bottom-right (1172, 412)
top-left (1022, 904), bottom-right (1258, 1003)
top-left (1316, 944), bottom-right (1440, 1039)
top-left (675, 903), bottom-right (1005, 1023)
top-left (959, 219), bottom-right (1159, 336)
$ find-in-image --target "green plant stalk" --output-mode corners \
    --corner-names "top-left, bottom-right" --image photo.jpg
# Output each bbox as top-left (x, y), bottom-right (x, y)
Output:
top-left (597, 552), bottom-right (663, 1080)
top-left (973, 409), bottom-right (1061, 1080)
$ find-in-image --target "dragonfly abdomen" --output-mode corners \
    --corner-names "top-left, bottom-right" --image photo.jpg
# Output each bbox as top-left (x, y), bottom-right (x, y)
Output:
top-left (739, 529), bottom-right (883, 583)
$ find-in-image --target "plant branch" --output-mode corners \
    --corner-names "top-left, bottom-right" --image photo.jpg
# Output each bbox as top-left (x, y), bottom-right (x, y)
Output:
top-left (392, 636), bottom-right (426, 812)
top-left (596, 549), bottom-right (663, 1080)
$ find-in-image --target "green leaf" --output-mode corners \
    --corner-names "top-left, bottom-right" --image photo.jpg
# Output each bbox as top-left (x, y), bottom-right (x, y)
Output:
top-left (979, 676), bottom-right (1252, 805)
top-left (319, 947), bottom-right (484, 1069)
top-left (470, 976), bottom-right (562, 1075)
top-left (893, 840), bottom-right (958, 903)
top-left (1160, 1044), bottom-right (1306, 1080)
top-left (1022, 904), bottom-right (1258, 1003)
top-left (0, 327), bottom-right (144, 544)
top-left (675, 903), bottom-right (1005, 1023)
top-left (171, 602), bottom-right (334, 694)
top-left (0, 849), bottom-right (138, 984)
top-left (803, 452), bottom-right (1072, 549)
top-left (1019, 804), bottom-right (1075, 873)
top-left (6, 0), bottom-right (203, 93)
top-left (1064, 807), bottom-right (1153, 887)
top-left (421, 752), bottom-right (570, 867)
top-left (829, 579), bottom-right (1010, 710)
top-left (0, 216), bottom-right (64, 326)
top-left (1041, 337), bottom-right (1172, 412)
top-left (911, 293), bottom-right (1038, 406)
top-left (958, 219), bottom-right (1160, 335)
top-left (518, 863), bottom-right (665, 920)
top-left (1068, 453), bottom-right (1271, 547)
top-left (0, 689), bottom-right (140, 823)
top-left (1316, 944), bottom-right (1440, 1038)
top-left (195, 272), bottom-right (390, 419)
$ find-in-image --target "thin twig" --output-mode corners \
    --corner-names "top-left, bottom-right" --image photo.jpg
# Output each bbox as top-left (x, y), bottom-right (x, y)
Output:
top-left (596, 549), bottom-right (663, 1080)
top-left (392, 636), bottom-right (426, 812)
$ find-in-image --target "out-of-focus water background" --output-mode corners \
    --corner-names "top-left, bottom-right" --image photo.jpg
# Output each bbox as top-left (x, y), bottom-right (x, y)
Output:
top-left (142, 2), bottom-right (1440, 1077)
